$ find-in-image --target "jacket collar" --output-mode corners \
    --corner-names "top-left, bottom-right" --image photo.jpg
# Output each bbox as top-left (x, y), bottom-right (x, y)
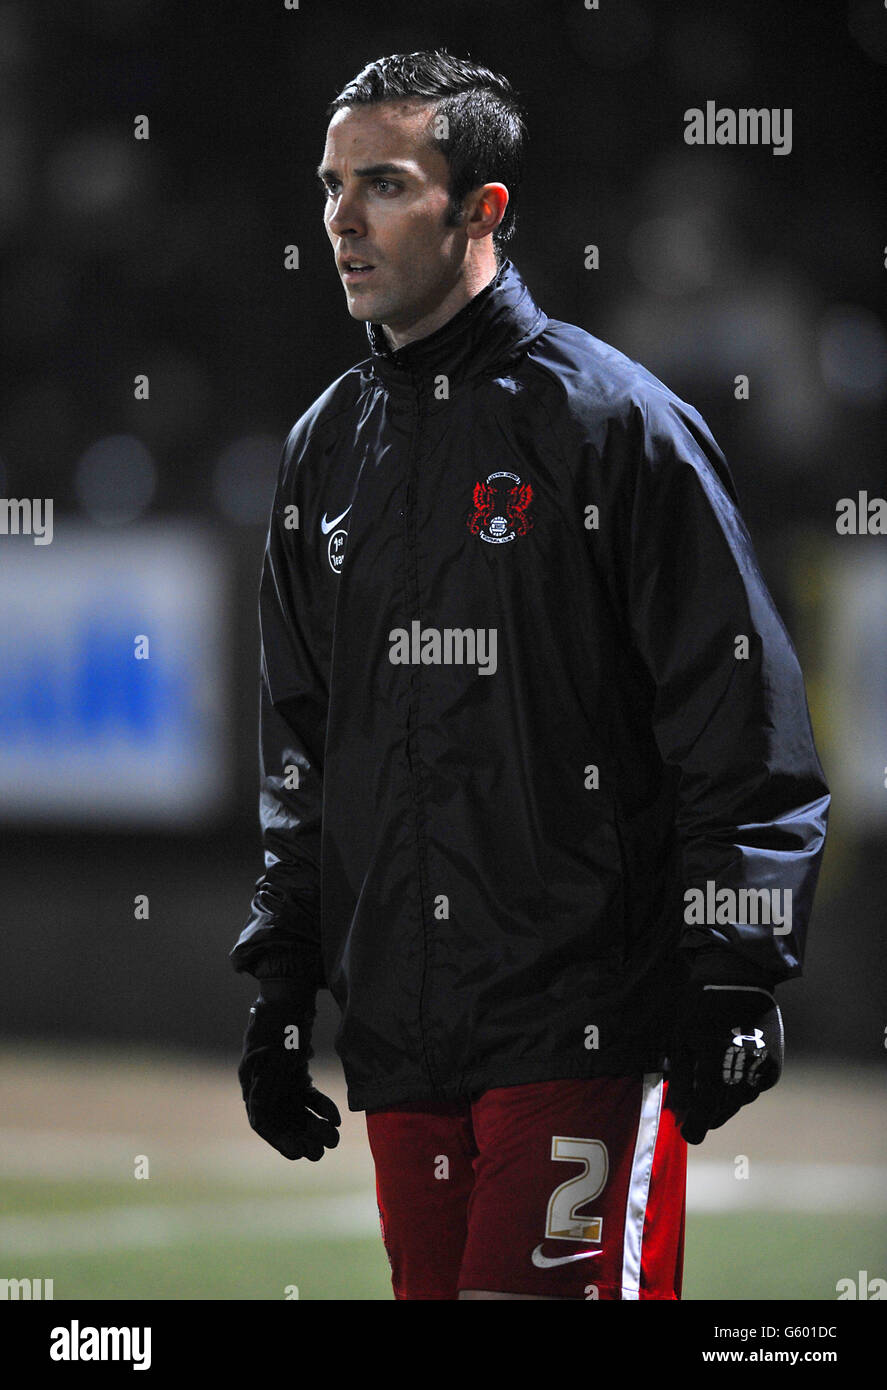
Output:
top-left (365, 258), bottom-right (548, 391)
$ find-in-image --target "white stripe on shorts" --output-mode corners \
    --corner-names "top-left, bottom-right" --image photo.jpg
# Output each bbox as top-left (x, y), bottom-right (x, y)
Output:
top-left (621, 1071), bottom-right (664, 1300)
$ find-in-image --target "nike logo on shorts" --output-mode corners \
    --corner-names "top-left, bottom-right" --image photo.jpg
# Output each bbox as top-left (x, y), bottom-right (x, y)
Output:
top-left (531, 1244), bottom-right (604, 1268)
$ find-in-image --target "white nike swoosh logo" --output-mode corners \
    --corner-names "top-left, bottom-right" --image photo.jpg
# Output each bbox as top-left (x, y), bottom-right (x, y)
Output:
top-left (531, 1244), bottom-right (604, 1269)
top-left (320, 504), bottom-right (352, 535)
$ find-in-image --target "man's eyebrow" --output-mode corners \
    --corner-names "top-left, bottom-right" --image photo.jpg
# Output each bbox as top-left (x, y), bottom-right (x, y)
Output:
top-left (315, 161), bottom-right (413, 182)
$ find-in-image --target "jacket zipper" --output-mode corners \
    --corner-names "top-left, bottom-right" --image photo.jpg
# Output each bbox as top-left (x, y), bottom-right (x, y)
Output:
top-left (401, 375), bottom-right (441, 1094)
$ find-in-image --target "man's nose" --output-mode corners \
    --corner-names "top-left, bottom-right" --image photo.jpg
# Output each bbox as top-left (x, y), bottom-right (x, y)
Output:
top-left (326, 190), bottom-right (365, 239)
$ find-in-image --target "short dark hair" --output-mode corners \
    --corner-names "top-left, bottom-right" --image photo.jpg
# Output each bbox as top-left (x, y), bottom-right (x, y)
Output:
top-left (326, 48), bottom-right (526, 260)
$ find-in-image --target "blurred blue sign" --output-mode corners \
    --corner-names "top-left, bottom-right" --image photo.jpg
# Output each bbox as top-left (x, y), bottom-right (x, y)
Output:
top-left (0, 523), bottom-right (229, 825)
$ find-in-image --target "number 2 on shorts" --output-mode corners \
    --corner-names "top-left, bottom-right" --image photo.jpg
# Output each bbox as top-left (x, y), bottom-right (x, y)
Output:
top-left (544, 1136), bottom-right (608, 1242)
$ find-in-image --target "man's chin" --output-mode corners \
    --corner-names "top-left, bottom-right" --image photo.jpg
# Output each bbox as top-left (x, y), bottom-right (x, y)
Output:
top-left (345, 300), bottom-right (377, 322)
top-left (342, 287), bottom-right (383, 322)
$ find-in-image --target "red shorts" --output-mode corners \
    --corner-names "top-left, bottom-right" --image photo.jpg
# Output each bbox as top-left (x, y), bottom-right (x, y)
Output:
top-left (365, 1074), bottom-right (686, 1300)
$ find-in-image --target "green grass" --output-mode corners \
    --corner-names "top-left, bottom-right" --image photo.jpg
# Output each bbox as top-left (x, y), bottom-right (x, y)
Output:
top-left (683, 1214), bottom-right (886, 1301)
top-left (3, 1175), bottom-right (883, 1300)
top-left (31, 1236), bottom-right (393, 1302)
top-left (3, 1047), bottom-right (882, 1301)
top-left (0, 1177), bottom-right (310, 1215)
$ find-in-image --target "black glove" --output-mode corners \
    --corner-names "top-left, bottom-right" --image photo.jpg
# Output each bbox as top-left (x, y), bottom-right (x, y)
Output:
top-left (238, 981), bottom-right (341, 1161)
top-left (666, 983), bottom-right (784, 1145)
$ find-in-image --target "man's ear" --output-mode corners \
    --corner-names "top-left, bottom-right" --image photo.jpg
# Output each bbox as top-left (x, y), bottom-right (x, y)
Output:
top-left (466, 183), bottom-right (509, 241)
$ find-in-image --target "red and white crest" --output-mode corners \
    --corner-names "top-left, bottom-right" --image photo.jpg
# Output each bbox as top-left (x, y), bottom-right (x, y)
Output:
top-left (467, 470), bottom-right (534, 545)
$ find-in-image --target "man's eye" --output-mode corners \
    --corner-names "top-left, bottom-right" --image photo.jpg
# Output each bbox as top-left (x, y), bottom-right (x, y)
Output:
top-left (320, 178), bottom-right (400, 199)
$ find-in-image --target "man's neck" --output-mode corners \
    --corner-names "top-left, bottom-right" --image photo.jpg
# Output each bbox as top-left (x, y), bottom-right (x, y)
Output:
top-left (381, 257), bottom-right (500, 352)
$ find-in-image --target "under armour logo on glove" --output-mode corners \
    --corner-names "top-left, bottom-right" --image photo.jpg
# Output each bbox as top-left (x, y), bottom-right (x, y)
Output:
top-left (666, 985), bottom-right (784, 1144)
top-left (723, 1027), bottom-right (769, 1085)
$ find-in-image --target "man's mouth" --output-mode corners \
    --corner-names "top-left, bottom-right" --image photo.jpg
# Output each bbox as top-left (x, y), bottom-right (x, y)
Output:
top-left (342, 260), bottom-right (376, 282)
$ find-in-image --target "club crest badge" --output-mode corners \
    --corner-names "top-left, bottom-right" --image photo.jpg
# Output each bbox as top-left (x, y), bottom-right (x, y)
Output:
top-left (467, 470), bottom-right (534, 545)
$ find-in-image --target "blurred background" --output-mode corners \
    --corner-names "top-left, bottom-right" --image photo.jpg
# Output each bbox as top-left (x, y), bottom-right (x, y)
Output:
top-left (0, 0), bottom-right (884, 1300)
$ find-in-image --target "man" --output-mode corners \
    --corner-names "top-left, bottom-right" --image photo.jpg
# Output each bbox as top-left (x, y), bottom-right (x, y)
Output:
top-left (232, 49), bottom-right (830, 1300)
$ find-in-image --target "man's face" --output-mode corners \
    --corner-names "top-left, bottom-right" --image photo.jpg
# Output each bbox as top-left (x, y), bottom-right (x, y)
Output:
top-left (318, 100), bottom-right (470, 333)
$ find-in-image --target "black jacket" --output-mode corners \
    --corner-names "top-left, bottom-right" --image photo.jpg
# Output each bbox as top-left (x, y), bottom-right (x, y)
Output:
top-left (231, 258), bottom-right (829, 1112)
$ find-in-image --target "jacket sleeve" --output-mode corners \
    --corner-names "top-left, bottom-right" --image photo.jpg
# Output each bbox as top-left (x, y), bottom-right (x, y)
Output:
top-left (606, 390), bottom-right (830, 985)
top-left (229, 428), bottom-right (328, 999)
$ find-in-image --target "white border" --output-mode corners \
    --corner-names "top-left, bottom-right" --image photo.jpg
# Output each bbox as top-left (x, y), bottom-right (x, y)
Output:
top-left (621, 1071), bottom-right (664, 1300)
